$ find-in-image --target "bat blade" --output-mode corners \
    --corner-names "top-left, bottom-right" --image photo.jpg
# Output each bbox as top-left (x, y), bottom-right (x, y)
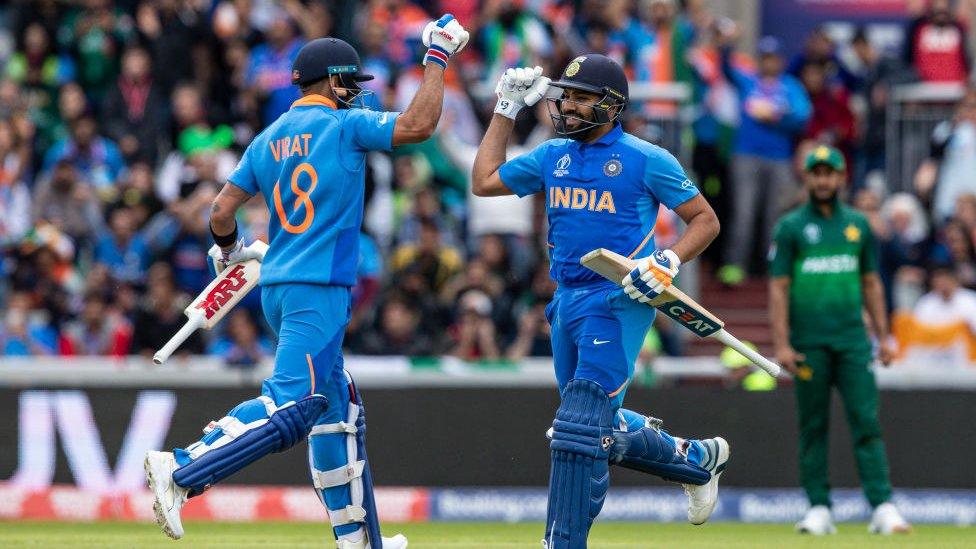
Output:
top-left (186, 258), bottom-right (263, 330)
top-left (153, 241), bottom-right (268, 364)
top-left (580, 248), bottom-right (780, 377)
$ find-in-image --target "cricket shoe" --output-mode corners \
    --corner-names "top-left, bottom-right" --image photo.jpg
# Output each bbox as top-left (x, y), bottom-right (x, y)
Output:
top-left (145, 451), bottom-right (189, 540)
top-left (684, 436), bottom-right (730, 525)
top-left (337, 534), bottom-right (409, 548)
top-left (869, 502), bottom-right (911, 534)
top-left (796, 505), bottom-right (837, 535)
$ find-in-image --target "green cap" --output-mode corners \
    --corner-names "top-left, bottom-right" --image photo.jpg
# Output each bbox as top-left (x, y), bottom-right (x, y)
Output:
top-left (803, 145), bottom-right (845, 172)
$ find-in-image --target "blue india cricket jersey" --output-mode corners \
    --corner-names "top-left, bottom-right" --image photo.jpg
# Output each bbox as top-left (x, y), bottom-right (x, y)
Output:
top-left (499, 124), bottom-right (699, 285)
top-left (228, 95), bottom-right (399, 287)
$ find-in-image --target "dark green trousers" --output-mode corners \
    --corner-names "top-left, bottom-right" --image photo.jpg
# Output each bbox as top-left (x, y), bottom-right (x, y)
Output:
top-left (793, 342), bottom-right (893, 508)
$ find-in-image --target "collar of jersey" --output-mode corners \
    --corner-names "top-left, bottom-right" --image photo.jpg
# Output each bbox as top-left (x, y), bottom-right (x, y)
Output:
top-left (577, 123), bottom-right (624, 148)
top-left (291, 94), bottom-right (338, 110)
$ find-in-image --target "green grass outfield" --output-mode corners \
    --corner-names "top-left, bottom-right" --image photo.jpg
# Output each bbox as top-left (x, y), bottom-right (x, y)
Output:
top-left (0, 522), bottom-right (973, 548)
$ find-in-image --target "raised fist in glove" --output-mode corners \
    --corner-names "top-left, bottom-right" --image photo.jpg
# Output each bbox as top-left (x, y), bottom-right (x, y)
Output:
top-left (422, 14), bottom-right (469, 68)
top-left (208, 240), bottom-right (266, 275)
top-left (494, 66), bottom-right (551, 120)
top-left (622, 249), bottom-right (681, 303)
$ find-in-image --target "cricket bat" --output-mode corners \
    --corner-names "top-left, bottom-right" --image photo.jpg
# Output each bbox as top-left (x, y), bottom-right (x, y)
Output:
top-left (580, 248), bottom-right (781, 377)
top-left (152, 241), bottom-right (269, 365)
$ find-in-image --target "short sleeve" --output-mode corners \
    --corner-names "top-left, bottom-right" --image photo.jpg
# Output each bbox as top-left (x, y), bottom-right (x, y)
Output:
top-left (227, 146), bottom-right (258, 195)
top-left (769, 219), bottom-right (796, 277)
top-left (642, 148), bottom-right (699, 209)
top-left (347, 109), bottom-right (400, 152)
top-left (498, 143), bottom-right (548, 197)
top-left (860, 218), bottom-right (879, 274)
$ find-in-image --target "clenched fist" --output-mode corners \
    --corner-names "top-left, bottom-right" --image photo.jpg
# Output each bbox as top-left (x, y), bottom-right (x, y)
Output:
top-left (622, 249), bottom-right (681, 303)
top-left (494, 66), bottom-right (551, 120)
top-left (422, 14), bottom-right (469, 68)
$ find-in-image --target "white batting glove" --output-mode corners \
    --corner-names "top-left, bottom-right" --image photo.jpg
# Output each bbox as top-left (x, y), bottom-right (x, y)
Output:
top-left (622, 249), bottom-right (681, 303)
top-left (494, 66), bottom-right (551, 120)
top-left (422, 14), bottom-right (469, 68)
top-left (208, 240), bottom-right (266, 274)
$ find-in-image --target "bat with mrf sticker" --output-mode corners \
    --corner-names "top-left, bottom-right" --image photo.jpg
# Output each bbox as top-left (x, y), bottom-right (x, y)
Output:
top-left (152, 241), bottom-right (269, 365)
top-left (581, 248), bottom-right (780, 377)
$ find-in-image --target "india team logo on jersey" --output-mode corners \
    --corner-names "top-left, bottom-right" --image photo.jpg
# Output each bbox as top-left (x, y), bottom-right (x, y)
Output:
top-left (603, 159), bottom-right (622, 177)
top-left (554, 154), bottom-right (571, 177)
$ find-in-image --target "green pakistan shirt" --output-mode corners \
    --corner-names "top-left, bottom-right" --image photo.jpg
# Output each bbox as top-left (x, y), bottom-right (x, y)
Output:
top-left (769, 199), bottom-right (878, 347)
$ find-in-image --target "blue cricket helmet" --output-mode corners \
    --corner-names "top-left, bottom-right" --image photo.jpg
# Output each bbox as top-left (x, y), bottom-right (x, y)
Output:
top-left (291, 37), bottom-right (373, 87)
top-left (548, 54), bottom-right (629, 137)
top-left (291, 37), bottom-right (375, 109)
top-left (550, 53), bottom-right (629, 107)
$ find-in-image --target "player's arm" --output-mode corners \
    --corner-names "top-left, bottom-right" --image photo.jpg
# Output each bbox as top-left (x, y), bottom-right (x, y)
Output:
top-left (207, 182), bottom-right (265, 273)
top-left (392, 64), bottom-right (446, 146)
top-left (768, 220), bottom-right (804, 374)
top-left (473, 66), bottom-right (551, 197)
top-left (862, 272), bottom-right (894, 365)
top-left (859, 221), bottom-right (895, 365)
top-left (769, 275), bottom-right (803, 374)
top-left (471, 115), bottom-right (516, 196)
top-left (622, 150), bottom-right (718, 303)
top-left (622, 195), bottom-right (719, 304)
top-left (210, 183), bottom-right (251, 251)
top-left (768, 277), bottom-right (790, 349)
top-left (392, 15), bottom-right (469, 146)
top-left (670, 195), bottom-right (720, 263)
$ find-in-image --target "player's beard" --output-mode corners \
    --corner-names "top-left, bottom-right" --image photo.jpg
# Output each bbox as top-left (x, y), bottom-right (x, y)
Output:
top-left (564, 113), bottom-right (601, 142)
top-left (809, 188), bottom-right (838, 205)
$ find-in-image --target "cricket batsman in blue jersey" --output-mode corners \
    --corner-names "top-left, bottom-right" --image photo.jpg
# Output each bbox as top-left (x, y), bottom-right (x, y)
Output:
top-left (473, 56), bottom-right (730, 547)
top-left (145, 16), bottom-right (469, 548)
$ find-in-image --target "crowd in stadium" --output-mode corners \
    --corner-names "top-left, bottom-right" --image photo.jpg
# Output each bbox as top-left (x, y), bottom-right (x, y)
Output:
top-left (0, 0), bottom-right (975, 364)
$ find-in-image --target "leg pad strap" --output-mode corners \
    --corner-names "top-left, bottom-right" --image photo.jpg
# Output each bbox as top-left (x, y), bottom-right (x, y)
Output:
top-left (312, 460), bottom-right (366, 489)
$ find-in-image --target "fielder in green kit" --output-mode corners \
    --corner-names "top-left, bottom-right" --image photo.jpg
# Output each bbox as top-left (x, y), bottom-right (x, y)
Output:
top-left (768, 146), bottom-right (910, 536)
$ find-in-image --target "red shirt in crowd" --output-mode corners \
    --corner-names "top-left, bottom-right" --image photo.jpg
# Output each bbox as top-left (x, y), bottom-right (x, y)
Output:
top-left (906, 17), bottom-right (971, 83)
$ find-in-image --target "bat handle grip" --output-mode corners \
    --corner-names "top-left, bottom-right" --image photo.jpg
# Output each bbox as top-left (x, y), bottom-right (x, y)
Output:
top-left (153, 315), bottom-right (204, 365)
top-left (713, 329), bottom-right (781, 378)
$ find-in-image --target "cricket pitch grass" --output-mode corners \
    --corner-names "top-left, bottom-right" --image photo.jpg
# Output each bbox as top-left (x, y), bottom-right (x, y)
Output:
top-left (0, 521), bottom-right (973, 548)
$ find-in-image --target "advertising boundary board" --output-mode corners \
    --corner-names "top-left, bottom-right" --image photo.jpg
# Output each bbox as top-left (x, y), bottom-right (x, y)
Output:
top-left (0, 485), bottom-right (973, 525)
top-left (1, 388), bottom-right (973, 490)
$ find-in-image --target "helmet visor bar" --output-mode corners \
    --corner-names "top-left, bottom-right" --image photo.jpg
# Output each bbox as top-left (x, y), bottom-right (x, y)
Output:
top-left (546, 91), bottom-right (626, 136)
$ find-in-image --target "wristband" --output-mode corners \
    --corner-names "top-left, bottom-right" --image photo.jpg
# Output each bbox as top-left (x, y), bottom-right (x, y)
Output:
top-left (425, 45), bottom-right (450, 68)
top-left (211, 222), bottom-right (238, 248)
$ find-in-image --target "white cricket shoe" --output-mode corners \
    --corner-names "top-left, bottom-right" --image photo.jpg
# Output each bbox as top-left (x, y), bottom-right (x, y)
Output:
top-left (145, 451), bottom-right (189, 540)
top-left (684, 436), bottom-right (730, 525)
top-left (337, 533), bottom-right (408, 548)
top-left (796, 505), bottom-right (837, 535)
top-left (869, 502), bottom-right (911, 534)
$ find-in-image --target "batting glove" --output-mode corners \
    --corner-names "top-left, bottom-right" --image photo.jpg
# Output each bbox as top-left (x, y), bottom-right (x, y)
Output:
top-left (208, 240), bottom-right (266, 275)
top-left (422, 14), bottom-right (469, 68)
top-left (622, 249), bottom-right (681, 303)
top-left (494, 66), bottom-right (551, 120)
